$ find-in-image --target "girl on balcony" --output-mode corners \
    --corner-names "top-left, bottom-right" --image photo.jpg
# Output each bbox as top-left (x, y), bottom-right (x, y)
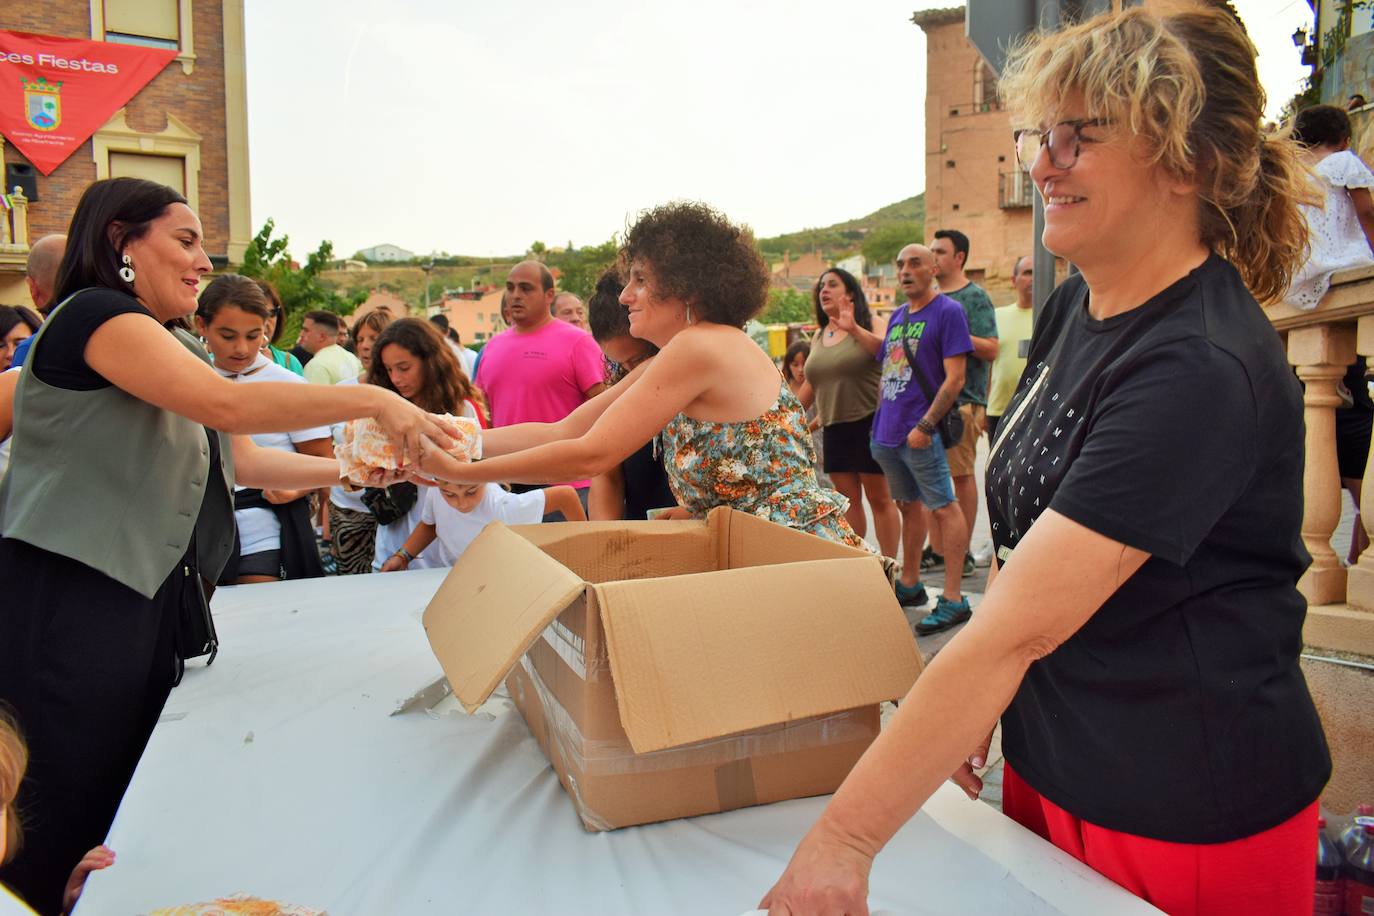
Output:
top-left (760, 7), bottom-right (1330, 916)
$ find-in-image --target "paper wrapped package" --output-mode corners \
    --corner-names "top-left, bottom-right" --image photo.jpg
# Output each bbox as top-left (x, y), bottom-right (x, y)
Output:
top-left (143, 893), bottom-right (326, 915)
top-left (335, 414), bottom-right (482, 487)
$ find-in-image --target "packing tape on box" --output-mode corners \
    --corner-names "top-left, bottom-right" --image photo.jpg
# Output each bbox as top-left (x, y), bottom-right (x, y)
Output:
top-left (540, 618), bottom-right (608, 680)
top-left (517, 657), bottom-right (870, 778)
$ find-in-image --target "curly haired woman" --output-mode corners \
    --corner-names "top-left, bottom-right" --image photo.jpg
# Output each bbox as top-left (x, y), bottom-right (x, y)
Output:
top-left (413, 202), bottom-right (864, 547)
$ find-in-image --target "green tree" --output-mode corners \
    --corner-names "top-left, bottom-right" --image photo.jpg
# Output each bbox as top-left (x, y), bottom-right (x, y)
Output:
top-left (239, 218), bottom-right (358, 343)
top-left (527, 240), bottom-right (547, 260)
top-left (759, 287), bottom-right (814, 325)
top-left (860, 221), bottom-right (924, 267)
top-left (551, 238), bottom-right (620, 300)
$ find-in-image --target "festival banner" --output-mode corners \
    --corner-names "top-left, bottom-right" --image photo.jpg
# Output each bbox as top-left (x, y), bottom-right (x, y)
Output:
top-left (0, 30), bottom-right (177, 176)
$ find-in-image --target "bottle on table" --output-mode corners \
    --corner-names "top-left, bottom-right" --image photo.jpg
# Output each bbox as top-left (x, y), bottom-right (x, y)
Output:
top-left (1347, 824), bottom-right (1374, 916)
top-left (1316, 817), bottom-right (1345, 915)
top-left (1342, 804), bottom-right (1374, 859)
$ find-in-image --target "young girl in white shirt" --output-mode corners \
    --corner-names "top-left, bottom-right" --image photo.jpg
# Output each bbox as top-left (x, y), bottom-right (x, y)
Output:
top-left (380, 481), bottom-right (585, 571)
top-left (198, 276), bottom-right (333, 584)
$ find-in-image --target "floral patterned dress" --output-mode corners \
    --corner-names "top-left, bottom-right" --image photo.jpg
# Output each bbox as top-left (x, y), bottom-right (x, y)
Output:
top-left (659, 381), bottom-right (867, 548)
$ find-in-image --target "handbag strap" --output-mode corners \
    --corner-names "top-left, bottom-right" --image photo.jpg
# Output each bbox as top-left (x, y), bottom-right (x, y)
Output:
top-left (898, 312), bottom-right (944, 417)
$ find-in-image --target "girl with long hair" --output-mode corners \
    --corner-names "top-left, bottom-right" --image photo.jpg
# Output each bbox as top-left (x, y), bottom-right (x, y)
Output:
top-left (366, 318), bottom-right (488, 571)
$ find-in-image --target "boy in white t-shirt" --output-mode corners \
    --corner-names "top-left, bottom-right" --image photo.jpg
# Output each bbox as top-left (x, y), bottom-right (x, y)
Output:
top-left (379, 481), bottom-right (586, 570)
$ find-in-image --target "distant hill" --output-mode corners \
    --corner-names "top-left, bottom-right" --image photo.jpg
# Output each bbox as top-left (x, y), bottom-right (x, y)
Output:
top-left (757, 194), bottom-right (925, 258)
top-left (322, 195), bottom-right (926, 308)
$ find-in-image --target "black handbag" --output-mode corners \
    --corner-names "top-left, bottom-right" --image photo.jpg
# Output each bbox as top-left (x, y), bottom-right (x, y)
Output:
top-left (362, 482), bottom-right (419, 526)
top-left (901, 328), bottom-right (965, 449)
top-left (174, 558), bottom-right (219, 687)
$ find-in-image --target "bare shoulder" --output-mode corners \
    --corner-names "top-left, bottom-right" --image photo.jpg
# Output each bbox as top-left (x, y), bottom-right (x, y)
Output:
top-left (659, 323), bottom-right (767, 367)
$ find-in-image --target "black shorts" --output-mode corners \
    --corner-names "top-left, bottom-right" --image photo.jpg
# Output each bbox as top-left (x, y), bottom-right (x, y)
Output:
top-left (822, 413), bottom-right (883, 475)
top-left (1336, 408), bottom-right (1373, 480)
top-left (236, 549), bottom-right (282, 579)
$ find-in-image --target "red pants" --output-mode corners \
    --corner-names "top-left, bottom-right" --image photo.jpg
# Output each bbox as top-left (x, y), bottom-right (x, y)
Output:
top-left (1003, 763), bottom-right (1316, 915)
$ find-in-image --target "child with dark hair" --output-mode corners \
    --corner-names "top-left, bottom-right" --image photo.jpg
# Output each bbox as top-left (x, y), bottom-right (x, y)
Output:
top-left (0, 306), bottom-right (40, 373)
top-left (584, 268), bottom-right (677, 520)
top-left (1287, 104), bottom-right (1374, 309)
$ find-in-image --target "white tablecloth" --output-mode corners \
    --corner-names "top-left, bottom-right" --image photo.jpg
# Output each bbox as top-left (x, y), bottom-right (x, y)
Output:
top-left (78, 570), bottom-right (1160, 916)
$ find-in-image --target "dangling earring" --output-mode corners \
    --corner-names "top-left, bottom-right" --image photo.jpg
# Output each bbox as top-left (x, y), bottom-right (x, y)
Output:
top-left (685, 305), bottom-right (694, 326)
top-left (119, 254), bottom-right (136, 284)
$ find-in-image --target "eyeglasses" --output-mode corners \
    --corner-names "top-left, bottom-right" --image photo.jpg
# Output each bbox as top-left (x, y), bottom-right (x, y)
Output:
top-left (1013, 118), bottom-right (1110, 171)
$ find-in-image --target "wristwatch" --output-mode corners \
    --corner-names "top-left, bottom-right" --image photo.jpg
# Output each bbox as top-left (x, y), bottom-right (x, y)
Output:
top-left (394, 547), bottom-right (415, 563)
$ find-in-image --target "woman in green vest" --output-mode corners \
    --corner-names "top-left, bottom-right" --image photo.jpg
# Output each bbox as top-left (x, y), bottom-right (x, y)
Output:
top-left (0, 177), bottom-right (450, 915)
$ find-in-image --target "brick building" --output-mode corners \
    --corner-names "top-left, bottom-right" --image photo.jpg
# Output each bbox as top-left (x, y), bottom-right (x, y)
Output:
top-left (911, 6), bottom-right (1032, 299)
top-left (0, 0), bottom-right (250, 307)
top-left (432, 289), bottom-right (505, 345)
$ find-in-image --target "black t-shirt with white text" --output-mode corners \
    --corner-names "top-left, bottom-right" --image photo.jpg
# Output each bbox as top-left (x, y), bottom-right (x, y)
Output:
top-left (987, 255), bottom-right (1329, 843)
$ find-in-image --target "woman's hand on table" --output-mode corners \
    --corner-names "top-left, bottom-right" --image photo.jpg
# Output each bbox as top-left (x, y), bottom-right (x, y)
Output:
top-left (379, 555), bottom-right (408, 573)
top-left (652, 505), bottom-right (693, 520)
top-left (949, 726), bottom-right (996, 801)
top-left (759, 825), bottom-right (874, 916)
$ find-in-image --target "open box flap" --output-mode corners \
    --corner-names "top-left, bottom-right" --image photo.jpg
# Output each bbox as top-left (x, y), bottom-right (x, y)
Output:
top-left (509, 519), bottom-right (714, 582)
top-left (423, 523), bottom-right (586, 712)
top-left (596, 555), bottom-right (923, 753)
top-left (707, 506), bottom-right (877, 570)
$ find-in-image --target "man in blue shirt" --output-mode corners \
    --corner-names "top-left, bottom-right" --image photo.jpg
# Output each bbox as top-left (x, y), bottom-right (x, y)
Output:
top-left (9, 234), bottom-right (67, 370)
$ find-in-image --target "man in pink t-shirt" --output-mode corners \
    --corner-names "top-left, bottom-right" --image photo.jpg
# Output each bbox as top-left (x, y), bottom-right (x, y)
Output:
top-left (475, 260), bottom-right (606, 497)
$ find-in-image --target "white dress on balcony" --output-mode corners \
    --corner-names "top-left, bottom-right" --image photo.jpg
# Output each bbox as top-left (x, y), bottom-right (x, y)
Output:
top-left (1286, 149), bottom-right (1374, 310)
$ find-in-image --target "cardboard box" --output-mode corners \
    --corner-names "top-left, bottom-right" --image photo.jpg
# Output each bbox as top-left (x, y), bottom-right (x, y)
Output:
top-left (423, 507), bottom-right (923, 830)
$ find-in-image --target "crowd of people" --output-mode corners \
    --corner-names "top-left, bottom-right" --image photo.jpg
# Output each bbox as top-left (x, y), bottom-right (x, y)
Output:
top-left (0, 4), bottom-right (1350, 914)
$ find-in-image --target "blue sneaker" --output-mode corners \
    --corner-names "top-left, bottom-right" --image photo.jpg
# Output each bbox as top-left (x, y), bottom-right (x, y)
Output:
top-left (894, 580), bottom-right (928, 608)
top-left (915, 595), bottom-right (971, 635)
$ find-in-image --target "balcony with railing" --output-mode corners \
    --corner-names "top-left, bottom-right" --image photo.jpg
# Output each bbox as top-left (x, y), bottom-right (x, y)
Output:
top-left (0, 186), bottom-right (30, 270)
top-left (1264, 268), bottom-right (1374, 813)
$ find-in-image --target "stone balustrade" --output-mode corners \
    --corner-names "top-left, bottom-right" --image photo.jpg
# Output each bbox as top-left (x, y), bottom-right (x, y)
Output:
top-left (1266, 266), bottom-right (1374, 815)
top-left (1267, 265), bottom-right (1374, 644)
top-left (0, 186), bottom-right (28, 253)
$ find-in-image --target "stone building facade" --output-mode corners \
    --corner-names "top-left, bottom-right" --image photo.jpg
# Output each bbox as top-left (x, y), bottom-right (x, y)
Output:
top-left (0, 0), bottom-right (250, 307)
top-left (912, 7), bottom-right (1032, 299)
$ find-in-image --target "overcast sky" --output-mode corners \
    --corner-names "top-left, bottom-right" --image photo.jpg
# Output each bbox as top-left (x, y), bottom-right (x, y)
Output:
top-left (244, 0), bottom-right (1313, 260)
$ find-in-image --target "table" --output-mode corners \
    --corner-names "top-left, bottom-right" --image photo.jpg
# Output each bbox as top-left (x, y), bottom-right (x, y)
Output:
top-left (78, 570), bottom-right (1161, 915)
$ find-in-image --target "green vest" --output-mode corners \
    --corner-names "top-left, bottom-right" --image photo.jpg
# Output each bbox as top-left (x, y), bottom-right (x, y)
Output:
top-left (0, 293), bottom-right (236, 598)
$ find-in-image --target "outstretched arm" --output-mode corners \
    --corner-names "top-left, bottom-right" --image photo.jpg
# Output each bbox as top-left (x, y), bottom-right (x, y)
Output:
top-left (479, 360), bottom-right (652, 457)
top-left (86, 313), bottom-right (453, 458)
top-left (420, 342), bottom-right (706, 485)
top-left (231, 436), bottom-right (345, 490)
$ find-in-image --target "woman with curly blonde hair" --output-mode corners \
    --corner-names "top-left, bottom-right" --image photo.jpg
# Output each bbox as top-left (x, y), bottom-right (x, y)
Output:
top-left (760, 7), bottom-right (1328, 915)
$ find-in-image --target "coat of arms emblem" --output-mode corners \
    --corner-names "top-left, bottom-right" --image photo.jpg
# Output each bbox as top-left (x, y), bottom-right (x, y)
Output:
top-left (22, 77), bottom-right (62, 132)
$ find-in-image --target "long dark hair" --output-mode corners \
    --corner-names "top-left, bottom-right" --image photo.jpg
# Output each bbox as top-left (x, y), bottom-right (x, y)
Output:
top-left (0, 305), bottom-right (41, 342)
top-left (782, 340), bottom-right (809, 384)
top-left (255, 280), bottom-right (287, 344)
top-left (367, 318), bottom-right (488, 421)
top-left (53, 177), bottom-right (187, 306)
top-left (812, 268), bottom-right (872, 331)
